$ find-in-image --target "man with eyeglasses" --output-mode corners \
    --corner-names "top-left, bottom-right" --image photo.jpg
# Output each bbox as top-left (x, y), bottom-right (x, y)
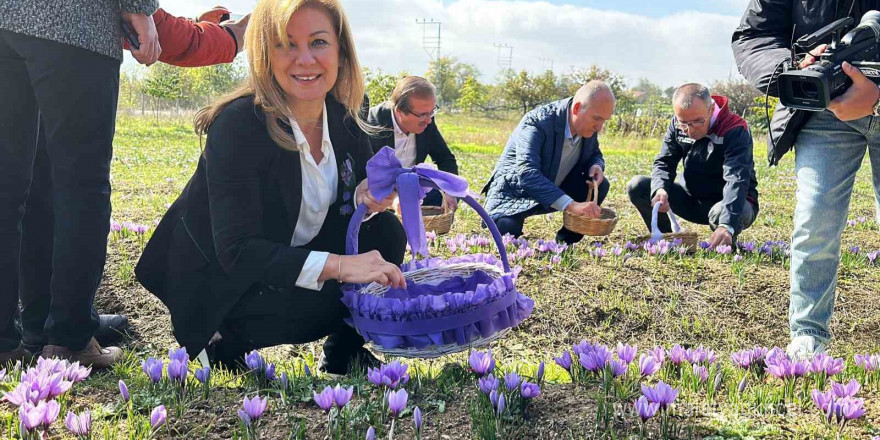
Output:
top-left (626, 83), bottom-right (759, 248)
top-left (483, 80), bottom-right (615, 244)
top-left (366, 76), bottom-right (459, 212)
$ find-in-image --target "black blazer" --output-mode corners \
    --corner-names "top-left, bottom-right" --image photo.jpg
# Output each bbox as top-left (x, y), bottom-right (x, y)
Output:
top-left (135, 94), bottom-right (373, 353)
top-left (365, 102), bottom-right (458, 175)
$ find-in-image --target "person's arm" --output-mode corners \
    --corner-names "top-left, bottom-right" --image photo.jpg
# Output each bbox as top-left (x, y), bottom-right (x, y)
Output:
top-left (204, 105), bottom-right (313, 289)
top-left (426, 120), bottom-right (459, 175)
top-left (730, 0), bottom-right (794, 96)
top-left (513, 122), bottom-right (568, 209)
top-left (717, 127), bottom-right (755, 233)
top-left (120, 1), bottom-right (161, 66)
top-left (651, 120), bottom-right (683, 196)
top-left (147, 8), bottom-right (238, 67)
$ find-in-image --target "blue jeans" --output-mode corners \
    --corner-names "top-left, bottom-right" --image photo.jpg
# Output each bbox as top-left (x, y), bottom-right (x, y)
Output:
top-left (789, 110), bottom-right (880, 343)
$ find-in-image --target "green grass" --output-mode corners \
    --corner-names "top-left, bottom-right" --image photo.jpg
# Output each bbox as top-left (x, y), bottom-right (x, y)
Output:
top-left (3, 111), bottom-right (880, 439)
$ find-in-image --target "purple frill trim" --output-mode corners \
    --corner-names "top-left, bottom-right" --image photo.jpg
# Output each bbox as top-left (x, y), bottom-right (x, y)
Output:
top-left (341, 254), bottom-right (534, 350)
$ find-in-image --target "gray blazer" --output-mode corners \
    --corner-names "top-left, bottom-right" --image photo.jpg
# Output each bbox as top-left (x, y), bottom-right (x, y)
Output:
top-left (1, 0), bottom-right (158, 60)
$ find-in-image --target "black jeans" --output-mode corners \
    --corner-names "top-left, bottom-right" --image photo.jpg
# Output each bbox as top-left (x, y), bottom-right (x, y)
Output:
top-left (494, 169), bottom-right (610, 244)
top-left (0, 31), bottom-right (119, 351)
top-left (626, 175), bottom-right (757, 237)
top-left (216, 211), bottom-right (407, 363)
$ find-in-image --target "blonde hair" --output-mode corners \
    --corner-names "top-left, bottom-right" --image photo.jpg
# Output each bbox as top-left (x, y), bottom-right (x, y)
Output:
top-left (194, 0), bottom-right (369, 151)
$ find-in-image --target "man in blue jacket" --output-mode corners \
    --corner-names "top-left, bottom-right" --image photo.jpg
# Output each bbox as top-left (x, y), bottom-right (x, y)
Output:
top-left (627, 84), bottom-right (759, 247)
top-left (483, 81), bottom-right (615, 244)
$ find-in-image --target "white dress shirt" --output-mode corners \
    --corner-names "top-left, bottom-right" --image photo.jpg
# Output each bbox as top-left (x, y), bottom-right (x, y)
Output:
top-left (288, 103), bottom-right (337, 291)
top-left (390, 110), bottom-right (418, 168)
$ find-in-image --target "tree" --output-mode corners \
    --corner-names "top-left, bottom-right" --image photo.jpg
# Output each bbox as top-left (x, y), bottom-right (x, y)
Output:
top-left (710, 78), bottom-right (762, 117)
top-left (457, 75), bottom-right (488, 113)
top-left (364, 67), bottom-right (406, 106)
top-left (142, 63), bottom-right (184, 121)
top-left (425, 56), bottom-right (480, 107)
top-left (501, 70), bottom-right (541, 113)
top-left (560, 64), bottom-right (632, 112)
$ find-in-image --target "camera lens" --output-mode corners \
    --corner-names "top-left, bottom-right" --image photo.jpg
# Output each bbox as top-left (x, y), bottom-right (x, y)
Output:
top-left (797, 81), bottom-right (819, 99)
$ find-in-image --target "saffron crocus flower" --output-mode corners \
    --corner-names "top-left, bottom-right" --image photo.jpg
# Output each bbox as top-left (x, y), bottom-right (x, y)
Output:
top-left (64, 362), bottom-right (91, 383)
top-left (730, 350), bottom-right (753, 369)
top-left (332, 384), bottom-right (354, 408)
top-left (520, 382), bottom-right (541, 399)
top-left (715, 244), bottom-right (733, 254)
top-left (468, 350), bottom-right (495, 376)
top-left (150, 405), bottom-right (166, 430)
top-left (313, 386), bottom-right (334, 413)
top-left (242, 395), bottom-right (268, 421)
top-left (641, 381), bottom-right (679, 410)
top-left (634, 396), bottom-right (659, 421)
top-left (19, 402), bottom-right (46, 432)
top-left (639, 354), bottom-right (660, 377)
top-left (65, 410), bottom-right (91, 437)
top-left (811, 389), bottom-right (834, 414)
top-left (609, 359), bottom-right (628, 378)
top-left (616, 343), bottom-right (637, 365)
top-left (388, 388), bottom-right (408, 418)
top-left (168, 347), bottom-right (188, 363)
top-left (649, 346), bottom-right (666, 364)
top-left (366, 426), bottom-right (376, 440)
top-left (304, 363), bottom-right (311, 377)
top-left (167, 359), bottom-right (188, 384)
top-left (42, 400), bottom-right (60, 427)
top-left (118, 380), bottom-right (130, 402)
top-left (536, 361), bottom-right (545, 382)
top-left (738, 376), bottom-right (748, 393)
top-left (265, 363), bottom-right (276, 381)
top-left (693, 365), bottom-right (708, 383)
top-left (668, 345), bottom-right (687, 366)
top-left (245, 350), bottom-right (265, 372)
top-left (504, 373), bottom-right (521, 391)
top-left (554, 351), bottom-right (573, 372)
top-left (831, 379), bottom-right (861, 398)
top-left (496, 393), bottom-right (506, 416)
top-left (237, 409), bottom-right (251, 428)
top-left (143, 358), bottom-right (164, 383)
top-left (414, 406), bottom-right (423, 434)
top-left (194, 366), bottom-right (211, 384)
top-left (478, 376), bottom-right (499, 395)
top-left (838, 397), bottom-right (866, 422)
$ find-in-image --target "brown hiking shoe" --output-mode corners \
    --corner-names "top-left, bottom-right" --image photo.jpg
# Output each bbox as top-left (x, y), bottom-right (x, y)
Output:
top-left (0, 344), bottom-right (32, 364)
top-left (41, 337), bottom-right (122, 369)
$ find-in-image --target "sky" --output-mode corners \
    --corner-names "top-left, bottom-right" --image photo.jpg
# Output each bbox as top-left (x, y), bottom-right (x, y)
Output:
top-left (128, 0), bottom-right (754, 88)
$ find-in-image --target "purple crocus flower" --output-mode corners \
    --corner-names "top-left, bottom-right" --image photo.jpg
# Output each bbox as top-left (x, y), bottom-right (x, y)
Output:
top-left (609, 359), bottom-right (628, 378)
top-left (536, 361), bottom-right (545, 382)
top-left (504, 373), bottom-right (521, 391)
top-left (639, 354), bottom-right (660, 377)
top-left (811, 389), bottom-right (834, 414)
top-left (119, 380), bottom-right (130, 402)
top-left (168, 347), bottom-right (189, 363)
top-left (468, 350), bottom-right (495, 376)
top-left (737, 376), bottom-right (748, 394)
top-left (150, 405), bottom-right (167, 430)
top-left (634, 396), bottom-right (659, 421)
top-left (195, 366), bottom-right (211, 384)
top-left (142, 357), bottom-right (164, 383)
top-left (237, 409), bottom-right (251, 427)
top-left (65, 410), bottom-right (91, 436)
top-left (41, 400), bottom-right (60, 427)
top-left (19, 402), bottom-right (45, 432)
top-left (715, 244), bottom-right (733, 254)
top-left (304, 363), bottom-right (311, 377)
top-left (730, 350), bottom-right (752, 369)
top-left (521, 381), bottom-right (541, 399)
top-left (366, 426), bottom-right (376, 440)
top-left (616, 343), bottom-right (637, 365)
top-left (831, 379), bottom-right (861, 398)
top-left (110, 220), bottom-right (122, 232)
top-left (45, 372), bottom-right (73, 399)
top-left (868, 251), bottom-right (879, 264)
top-left (313, 386), bottom-right (334, 413)
top-left (414, 406), bottom-right (423, 433)
top-left (264, 363), bottom-right (276, 381)
top-left (64, 362), bottom-right (91, 383)
top-left (838, 397), bottom-right (866, 422)
top-left (245, 350), bottom-right (265, 372)
top-left (478, 375), bottom-right (498, 395)
top-left (496, 393), bottom-right (506, 416)
top-left (668, 345), bottom-right (687, 366)
top-left (649, 346), bottom-right (666, 364)
top-left (243, 395), bottom-right (268, 421)
top-left (641, 381), bottom-right (679, 410)
top-left (332, 384), bottom-right (354, 408)
top-left (382, 361), bottom-right (410, 389)
top-left (167, 359), bottom-right (188, 384)
top-left (387, 388), bottom-right (408, 418)
top-left (693, 365), bottom-right (708, 383)
top-left (554, 351), bottom-right (573, 372)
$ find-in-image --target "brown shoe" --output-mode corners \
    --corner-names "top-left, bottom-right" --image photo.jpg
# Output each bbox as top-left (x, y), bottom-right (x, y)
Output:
top-left (0, 344), bottom-right (32, 364)
top-left (41, 338), bottom-right (122, 369)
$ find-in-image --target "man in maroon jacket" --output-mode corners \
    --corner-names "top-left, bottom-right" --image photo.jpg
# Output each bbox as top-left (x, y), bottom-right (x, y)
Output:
top-left (16, 7), bottom-right (249, 357)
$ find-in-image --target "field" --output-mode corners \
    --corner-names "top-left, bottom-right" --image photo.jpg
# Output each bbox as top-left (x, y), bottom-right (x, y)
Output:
top-left (2, 111), bottom-right (880, 439)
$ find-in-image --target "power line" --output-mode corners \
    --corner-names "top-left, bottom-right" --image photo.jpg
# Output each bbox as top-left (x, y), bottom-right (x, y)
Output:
top-left (415, 18), bottom-right (441, 60)
top-left (538, 56), bottom-right (554, 72)
top-left (493, 43), bottom-right (513, 70)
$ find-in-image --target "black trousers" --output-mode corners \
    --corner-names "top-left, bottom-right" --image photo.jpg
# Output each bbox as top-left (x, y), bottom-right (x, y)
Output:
top-left (215, 211), bottom-right (407, 363)
top-left (494, 169), bottom-right (610, 244)
top-left (0, 31), bottom-right (119, 351)
top-left (626, 175), bottom-right (758, 237)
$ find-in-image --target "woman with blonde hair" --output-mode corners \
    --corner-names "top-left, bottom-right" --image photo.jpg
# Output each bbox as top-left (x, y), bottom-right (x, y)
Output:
top-left (136, 0), bottom-right (406, 374)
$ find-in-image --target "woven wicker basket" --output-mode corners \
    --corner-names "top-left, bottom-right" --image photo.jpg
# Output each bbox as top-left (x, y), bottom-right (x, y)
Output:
top-left (420, 205), bottom-right (455, 235)
top-left (562, 181), bottom-right (618, 236)
top-left (636, 204), bottom-right (699, 252)
top-left (343, 192), bottom-right (530, 359)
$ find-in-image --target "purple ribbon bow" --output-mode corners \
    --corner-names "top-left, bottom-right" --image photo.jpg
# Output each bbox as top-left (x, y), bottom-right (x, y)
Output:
top-left (366, 147), bottom-right (469, 257)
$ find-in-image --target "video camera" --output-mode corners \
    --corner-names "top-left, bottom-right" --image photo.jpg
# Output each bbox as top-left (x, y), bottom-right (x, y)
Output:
top-left (778, 10), bottom-right (880, 110)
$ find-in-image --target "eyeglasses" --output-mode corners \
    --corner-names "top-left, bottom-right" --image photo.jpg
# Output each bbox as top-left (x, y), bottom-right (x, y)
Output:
top-left (404, 105), bottom-right (439, 120)
top-left (676, 118), bottom-right (707, 129)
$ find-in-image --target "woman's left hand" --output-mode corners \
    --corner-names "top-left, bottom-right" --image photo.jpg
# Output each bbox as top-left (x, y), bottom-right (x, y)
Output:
top-left (356, 180), bottom-right (396, 213)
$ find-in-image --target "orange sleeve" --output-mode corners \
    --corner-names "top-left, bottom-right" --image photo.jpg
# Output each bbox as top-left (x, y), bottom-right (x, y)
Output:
top-left (150, 8), bottom-right (237, 67)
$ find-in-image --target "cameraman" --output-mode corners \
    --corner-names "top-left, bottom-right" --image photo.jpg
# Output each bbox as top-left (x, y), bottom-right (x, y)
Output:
top-left (732, 0), bottom-right (880, 360)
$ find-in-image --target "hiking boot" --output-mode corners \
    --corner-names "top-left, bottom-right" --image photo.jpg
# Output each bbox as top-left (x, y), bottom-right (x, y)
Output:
top-left (786, 335), bottom-right (828, 361)
top-left (41, 337), bottom-right (122, 369)
top-left (0, 344), bottom-right (32, 364)
top-left (21, 314), bottom-right (130, 355)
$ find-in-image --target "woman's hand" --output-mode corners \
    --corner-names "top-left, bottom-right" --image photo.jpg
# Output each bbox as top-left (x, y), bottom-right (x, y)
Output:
top-left (320, 252), bottom-right (406, 289)
top-left (355, 180), bottom-right (396, 213)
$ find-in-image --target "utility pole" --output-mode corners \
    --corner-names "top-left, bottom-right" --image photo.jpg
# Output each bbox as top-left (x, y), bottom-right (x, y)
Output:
top-left (416, 19), bottom-right (441, 60)
top-left (538, 56), bottom-right (554, 72)
top-left (494, 43), bottom-right (513, 71)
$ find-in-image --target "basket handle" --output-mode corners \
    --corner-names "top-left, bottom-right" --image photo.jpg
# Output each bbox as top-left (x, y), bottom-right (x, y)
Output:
top-left (650, 201), bottom-right (683, 240)
top-left (345, 184), bottom-right (511, 274)
top-left (588, 180), bottom-right (598, 204)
